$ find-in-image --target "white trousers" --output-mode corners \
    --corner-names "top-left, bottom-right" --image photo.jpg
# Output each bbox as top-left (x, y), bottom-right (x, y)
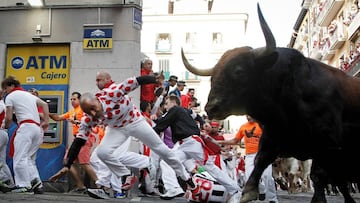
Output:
top-left (0, 129), bottom-right (13, 184)
top-left (139, 141), bottom-right (161, 192)
top-left (90, 137), bottom-right (132, 191)
top-left (245, 153), bottom-right (278, 202)
top-left (160, 159), bottom-right (182, 191)
top-left (175, 136), bottom-right (240, 195)
top-left (13, 123), bottom-right (42, 187)
top-left (96, 118), bottom-right (190, 181)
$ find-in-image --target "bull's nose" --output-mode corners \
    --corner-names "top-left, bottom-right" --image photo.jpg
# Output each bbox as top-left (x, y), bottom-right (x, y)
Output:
top-left (205, 103), bottom-right (219, 119)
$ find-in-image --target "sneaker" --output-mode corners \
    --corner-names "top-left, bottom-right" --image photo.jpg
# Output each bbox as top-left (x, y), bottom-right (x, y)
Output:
top-left (160, 187), bottom-right (185, 200)
top-left (30, 178), bottom-right (42, 190)
top-left (11, 186), bottom-right (34, 194)
top-left (0, 181), bottom-right (11, 193)
top-left (113, 191), bottom-right (126, 199)
top-left (34, 186), bottom-right (45, 194)
top-left (69, 187), bottom-right (87, 194)
top-left (87, 188), bottom-right (110, 199)
top-left (121, 175), bottom-right (137, 191)
top-left (227, 190), bottom-right (241, 203)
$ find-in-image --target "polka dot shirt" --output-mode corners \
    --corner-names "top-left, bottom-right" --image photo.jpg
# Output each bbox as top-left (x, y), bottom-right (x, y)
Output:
top-left (76, 76), bottom-right (142, 140)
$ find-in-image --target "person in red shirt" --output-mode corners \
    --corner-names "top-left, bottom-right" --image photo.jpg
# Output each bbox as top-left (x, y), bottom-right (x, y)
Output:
top-left (205, 121), bottom-right (226, 170)
top-left (140, 59), bottom-right (156, 104)
top-left (180, 88), bottom-right (195, 108)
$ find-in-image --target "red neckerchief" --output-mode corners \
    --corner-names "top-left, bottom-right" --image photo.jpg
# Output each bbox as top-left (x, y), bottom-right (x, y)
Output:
top-left (7, 86), bottom-right (24, 95)
top-left (103, 80), bottom-right (114, 88)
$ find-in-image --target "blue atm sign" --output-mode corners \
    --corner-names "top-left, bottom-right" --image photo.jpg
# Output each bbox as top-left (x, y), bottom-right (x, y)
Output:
top-left (83, 28), bottom-right (113, 50)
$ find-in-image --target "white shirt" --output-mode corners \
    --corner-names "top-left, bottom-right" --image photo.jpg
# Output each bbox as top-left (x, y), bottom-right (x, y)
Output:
top-left (4, 90), bottom-right (40, 124)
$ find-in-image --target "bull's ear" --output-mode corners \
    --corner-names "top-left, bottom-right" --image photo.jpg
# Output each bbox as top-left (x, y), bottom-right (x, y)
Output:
top-left (254, 51), bottom-right (278, 70)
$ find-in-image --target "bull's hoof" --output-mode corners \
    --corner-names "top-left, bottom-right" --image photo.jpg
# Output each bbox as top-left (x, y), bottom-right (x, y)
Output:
top-left (240, 190), bottom-right (258, 203)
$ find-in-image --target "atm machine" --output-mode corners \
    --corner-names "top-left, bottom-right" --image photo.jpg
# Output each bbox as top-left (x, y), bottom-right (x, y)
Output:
top-left (5, 43), bottom-right (70, 180)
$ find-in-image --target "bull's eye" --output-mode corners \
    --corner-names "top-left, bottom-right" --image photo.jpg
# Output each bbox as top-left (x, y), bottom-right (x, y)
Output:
top-left (234, 65), bottom-right (245, 77)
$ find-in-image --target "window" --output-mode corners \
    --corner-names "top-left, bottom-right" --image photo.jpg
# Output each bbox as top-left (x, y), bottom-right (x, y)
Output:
top-left (158, 59), bottom-right (170, 78)
top-left (156, 33), bottom-right (172, 52)
top-left (184, 32), bottom-right (198, 51)
top-left (212, 32), bottom-right (223, 50)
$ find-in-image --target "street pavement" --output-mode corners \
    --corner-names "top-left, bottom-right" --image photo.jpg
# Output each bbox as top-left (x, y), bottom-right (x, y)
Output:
top-left (0, 189), bottom-right (359, 203)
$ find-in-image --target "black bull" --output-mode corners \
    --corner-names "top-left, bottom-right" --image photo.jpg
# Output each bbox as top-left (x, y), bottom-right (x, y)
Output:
top-left (182, 3), bottom-right (360, 203)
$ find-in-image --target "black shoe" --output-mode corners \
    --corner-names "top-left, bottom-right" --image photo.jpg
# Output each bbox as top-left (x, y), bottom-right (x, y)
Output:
top-left (30, 178), bottom-right (42, 191)
top-left (34, 187), bottom-right (45, 194)
top-left (186, 178), bottom-right (196, 190)
top-left (259, 193), bottom-right (266, 201)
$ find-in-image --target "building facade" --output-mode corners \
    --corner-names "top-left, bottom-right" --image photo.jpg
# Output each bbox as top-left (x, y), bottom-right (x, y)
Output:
top-left (141, 0), bottom-right (249, 132)
top-left (0, 0), bottom-right (142, 180)
top-left (290, 0), bottom-right (360, 77)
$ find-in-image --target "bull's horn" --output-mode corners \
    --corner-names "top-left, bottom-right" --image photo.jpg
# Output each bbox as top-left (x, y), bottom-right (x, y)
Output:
top-left (181, 48), bottom-right (213, 76)
top-left (253, 3), bottom-right (276, 57)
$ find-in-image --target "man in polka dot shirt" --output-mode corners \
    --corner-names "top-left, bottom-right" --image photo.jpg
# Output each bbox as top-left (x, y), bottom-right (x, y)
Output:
top-left (56, 71), bottom-right (195, 199)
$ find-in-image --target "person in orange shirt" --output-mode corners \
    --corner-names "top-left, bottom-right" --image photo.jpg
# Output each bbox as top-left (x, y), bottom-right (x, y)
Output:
top-left (49, 92), bottom-right (97, 193)
top-left (218, 115), bottom-right (278, 203)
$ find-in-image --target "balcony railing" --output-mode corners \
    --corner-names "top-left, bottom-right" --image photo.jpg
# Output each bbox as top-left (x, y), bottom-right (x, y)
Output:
top-left (348, 12), bottom-right (360, 39)
top-left (322, 50), bottom-right (335, 60)
top-left (329, 32), bottom-right (346, 50)
top-left (346, 56), bottom-right (360, 76)
top-left (317, 0), bottom-right (344, 27)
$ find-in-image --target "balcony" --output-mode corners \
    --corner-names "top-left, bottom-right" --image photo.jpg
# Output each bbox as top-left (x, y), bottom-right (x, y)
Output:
top-left (348, 12), bottom-right (360, 39)
top-left (317, 0), bottom-right (344, 27)
top-left (320, 37), bottom-right (335, 60)
top-left (322, 50), bottom-right (335, 60)
top-left (329, 33), bottom-right (346, 50)
top-left (346, 57), bottom-right (360, 76)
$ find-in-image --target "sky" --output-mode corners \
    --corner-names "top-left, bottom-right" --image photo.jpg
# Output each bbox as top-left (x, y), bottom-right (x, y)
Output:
top-left (240, 0), bottom-right (304, 48)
